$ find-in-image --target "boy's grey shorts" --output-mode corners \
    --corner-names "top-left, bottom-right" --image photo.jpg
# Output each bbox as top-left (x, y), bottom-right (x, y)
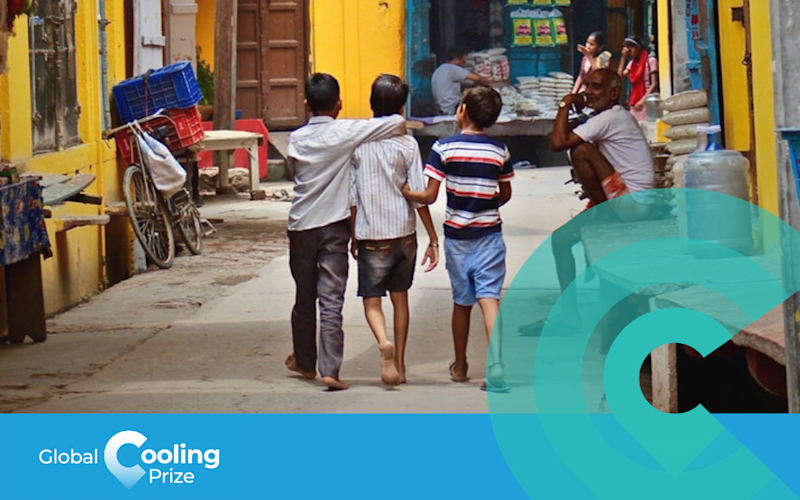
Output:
top-left (357, 234), bottom-right (417, 298)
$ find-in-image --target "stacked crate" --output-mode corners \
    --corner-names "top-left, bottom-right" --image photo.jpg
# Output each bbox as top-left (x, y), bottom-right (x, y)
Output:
top-left (112, 61), bottom-right (205, 163)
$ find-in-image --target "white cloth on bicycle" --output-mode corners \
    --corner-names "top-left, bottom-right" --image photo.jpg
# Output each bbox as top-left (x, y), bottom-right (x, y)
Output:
top-left (136, 132), bottom-right (186, 199)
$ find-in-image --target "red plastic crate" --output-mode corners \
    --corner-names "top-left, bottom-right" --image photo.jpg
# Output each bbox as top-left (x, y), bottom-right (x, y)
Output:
top-left (115, 107), bottom-right (205, 165)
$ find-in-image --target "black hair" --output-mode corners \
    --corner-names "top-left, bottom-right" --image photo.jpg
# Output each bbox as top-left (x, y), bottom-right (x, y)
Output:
top-left (460, 86), bottom-right (502, 130)
top-left (305, 73), bottom-right (340, 113)
top-left (589, 31), bottom-right (605, 47)
top-left (370, 74), bottom-right (410, 117)
top-left (623, 35), bottom-right (646, 50)
top-left (445, 46), bottom-right (468, 62)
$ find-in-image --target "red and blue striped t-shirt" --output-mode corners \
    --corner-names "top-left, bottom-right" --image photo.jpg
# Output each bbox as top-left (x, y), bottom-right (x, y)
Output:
top-left (424, 133), bottom-right (515, 240)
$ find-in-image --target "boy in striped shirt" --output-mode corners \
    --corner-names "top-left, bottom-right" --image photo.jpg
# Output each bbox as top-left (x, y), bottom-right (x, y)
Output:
top-left (350, 75), bottom-right (440, 386)
top-left (403, 86), bottom-right (513, 392)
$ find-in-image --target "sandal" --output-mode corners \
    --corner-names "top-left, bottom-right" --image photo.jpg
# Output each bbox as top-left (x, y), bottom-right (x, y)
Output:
top-left (480, 379), bottom-right (510, 393)
top-left (481, 362), bottom-right (510, 393)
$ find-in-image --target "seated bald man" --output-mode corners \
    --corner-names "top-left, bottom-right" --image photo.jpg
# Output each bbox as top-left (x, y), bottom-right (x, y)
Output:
top-left (520, 68), bottom-right (655, 335)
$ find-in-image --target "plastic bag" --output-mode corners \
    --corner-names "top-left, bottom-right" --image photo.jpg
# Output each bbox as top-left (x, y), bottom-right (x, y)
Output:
top-left (551, 15), bottom-right (568, 45)
top-left (512, 18), bottom-right (534, 46)
top-left (534, 15), bottom-right (555, 46)
top-left (666, 139), bottom-right (698, 155)
top-left (664, 123), bottom-right (702, 140)
top-left (661, 107), bottom-right (710, 126)
top-left (136, 130), bottom-right (186, 199)
top-left (662, 90), bottom-right (708, 112)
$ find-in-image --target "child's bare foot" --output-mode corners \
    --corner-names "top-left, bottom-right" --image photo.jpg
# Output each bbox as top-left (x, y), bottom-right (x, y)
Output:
top-left (379, 342), bottom-right (400, 386)
top-left (449, 360), bottom-right (469, 383)
top-left (397, 364), bottom-right (407, 384)
top-left (322, 376), bottom-right (350, 391)
top-left (285, 353), bottom-right (317, 379)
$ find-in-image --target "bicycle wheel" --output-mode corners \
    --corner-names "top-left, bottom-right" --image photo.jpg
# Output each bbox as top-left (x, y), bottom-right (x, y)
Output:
top-left (123, 165), bottom-right (175, 269)
top-left (173, 191), bottom-right (203, 255)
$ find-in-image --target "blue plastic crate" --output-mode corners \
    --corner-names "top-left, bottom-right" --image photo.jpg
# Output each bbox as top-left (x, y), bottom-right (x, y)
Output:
top-left (113, 61), bottom-right (203, 124)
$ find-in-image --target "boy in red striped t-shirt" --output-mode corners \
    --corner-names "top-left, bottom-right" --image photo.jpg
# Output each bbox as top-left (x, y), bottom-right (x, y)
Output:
top-left (402, 86), bottom-right (513, 392)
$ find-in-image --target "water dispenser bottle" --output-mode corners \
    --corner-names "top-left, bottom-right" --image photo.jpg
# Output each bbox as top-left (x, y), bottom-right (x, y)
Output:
top-left (682, 125), bottom-right (753, 257)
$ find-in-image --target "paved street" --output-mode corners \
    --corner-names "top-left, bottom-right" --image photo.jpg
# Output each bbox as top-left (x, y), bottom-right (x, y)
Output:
top-left (0, 166), bottom-right (590, 413)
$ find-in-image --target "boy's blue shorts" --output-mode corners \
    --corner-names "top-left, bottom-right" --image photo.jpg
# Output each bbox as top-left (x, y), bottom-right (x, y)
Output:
top-left (444, 231), bottom-right (506, 306)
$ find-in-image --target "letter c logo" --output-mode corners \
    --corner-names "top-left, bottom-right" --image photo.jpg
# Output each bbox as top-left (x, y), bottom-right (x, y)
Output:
top-left (104, 431), bottom-right (147, 489)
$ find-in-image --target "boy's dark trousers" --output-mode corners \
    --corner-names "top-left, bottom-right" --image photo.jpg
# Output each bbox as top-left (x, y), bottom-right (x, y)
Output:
top-left (288, 220), bottom-right (349, 379)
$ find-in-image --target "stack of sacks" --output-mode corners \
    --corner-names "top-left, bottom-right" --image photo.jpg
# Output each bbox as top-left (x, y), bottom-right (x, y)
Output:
top-left (499, 86), bottom-right (522, 117)
top-left (538, 77), bottom-right (559, 99)
top-left (660, 90), bottom-right (709, 188)
top-left (516, 76), bottom-right (540, 97)
top-left (549, 72), bottom-right (575, 100)
top-left (468, 49), bottom-right (510, 83)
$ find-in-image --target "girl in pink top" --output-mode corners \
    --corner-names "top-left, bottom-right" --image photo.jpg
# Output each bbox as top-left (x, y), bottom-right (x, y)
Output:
top-left (618, 36), bottom-right (659, 121)
top-left (572, 32), bottom-right (611, 95)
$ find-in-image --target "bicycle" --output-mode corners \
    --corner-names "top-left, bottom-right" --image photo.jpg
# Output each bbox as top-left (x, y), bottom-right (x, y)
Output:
top-left (105, 110), bottom-right (203, 269)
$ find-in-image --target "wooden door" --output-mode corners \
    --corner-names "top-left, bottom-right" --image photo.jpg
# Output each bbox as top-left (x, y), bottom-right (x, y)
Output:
top-left (236, 0), bottom-right (307, 129)
top-left (236, 0), bottom-right (264, 121)
top-left (133, 0), bottom-right (165, 73)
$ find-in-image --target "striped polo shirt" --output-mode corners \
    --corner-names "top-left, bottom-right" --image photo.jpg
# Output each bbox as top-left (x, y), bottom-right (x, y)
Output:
top-left (425, 133), bottom-right (514, 240)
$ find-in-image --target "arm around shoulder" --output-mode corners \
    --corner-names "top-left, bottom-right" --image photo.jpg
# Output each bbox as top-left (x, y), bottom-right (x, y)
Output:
top-left (348, 114), bottom-right (407, 148)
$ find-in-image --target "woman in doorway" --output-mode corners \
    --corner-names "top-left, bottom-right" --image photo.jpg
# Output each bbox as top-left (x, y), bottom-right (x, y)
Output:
top-left (618, 35), bottom-right (655, 121)
top-left (571, 31), bottom-right (612, 95)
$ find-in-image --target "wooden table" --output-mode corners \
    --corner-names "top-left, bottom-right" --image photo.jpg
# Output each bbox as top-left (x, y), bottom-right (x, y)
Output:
top-left (581, 218), bottom-right (784, 411)
top-left (0, 179), bottom-right (51, 344)
top-left (197, 130), bottom-right (264, 193)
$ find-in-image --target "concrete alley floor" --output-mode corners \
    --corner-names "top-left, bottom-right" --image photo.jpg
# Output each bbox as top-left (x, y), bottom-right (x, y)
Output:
top-left (0, 167), bottom-right (598, 414)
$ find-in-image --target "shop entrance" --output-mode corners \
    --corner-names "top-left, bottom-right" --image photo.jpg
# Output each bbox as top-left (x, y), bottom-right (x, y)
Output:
top-left (406, 0), bottom-right (656, 117)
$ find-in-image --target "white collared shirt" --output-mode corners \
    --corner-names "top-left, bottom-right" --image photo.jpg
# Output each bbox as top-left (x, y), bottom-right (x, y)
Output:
top-left (573, 105), bottom-right (655, 199)
top-left (287, 115), bottom-right (406, 232)
top-left (349, 135), bottom-right (426, 241)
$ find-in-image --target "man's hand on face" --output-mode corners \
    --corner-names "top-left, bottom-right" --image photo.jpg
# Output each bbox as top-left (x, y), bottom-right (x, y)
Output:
top-left (563, 93), bottom-right (586, 114)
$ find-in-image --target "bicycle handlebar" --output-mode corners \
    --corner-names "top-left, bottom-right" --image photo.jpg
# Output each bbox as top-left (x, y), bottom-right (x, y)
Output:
top-left (102, 109), bottom-right (172, 139)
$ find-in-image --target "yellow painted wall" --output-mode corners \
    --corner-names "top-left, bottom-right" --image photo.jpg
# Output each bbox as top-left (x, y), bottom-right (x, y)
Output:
top-left (748, 6), bottom-right (778, 218)
top-left (310, 0), bottom-right (406, 118)
top-left (0, 0), bottom-right (128, 314)
top-left (656, 0), bottom-right (671, 99)
top-left (716, 0), bottom-right (751, 153)
top-left (196, 0), bottom-right (216, 71)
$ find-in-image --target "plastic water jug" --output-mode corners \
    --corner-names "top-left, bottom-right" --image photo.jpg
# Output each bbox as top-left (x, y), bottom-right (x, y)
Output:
top-left (683, 145), bottom-right (753, 257)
